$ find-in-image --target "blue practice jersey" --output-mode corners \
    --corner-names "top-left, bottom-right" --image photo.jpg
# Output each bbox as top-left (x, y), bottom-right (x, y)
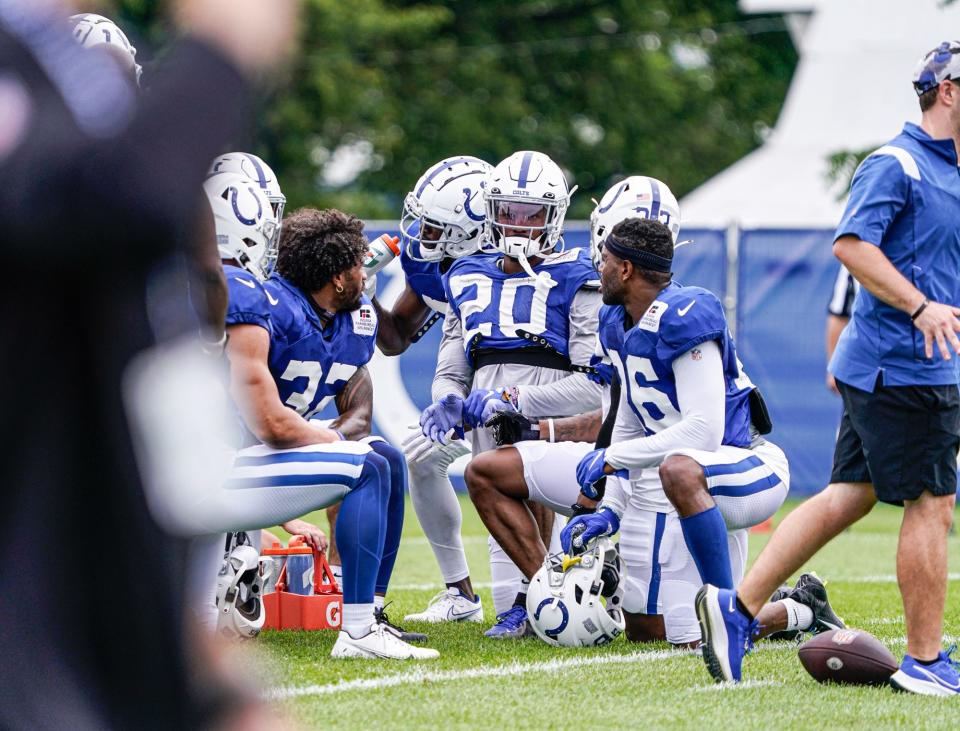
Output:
top-left (598, 282), bottom-right (753, 447)
top-left (443, 246), bottom-right (599, 366)
top-left (224, 265), bottom-right (378, 420)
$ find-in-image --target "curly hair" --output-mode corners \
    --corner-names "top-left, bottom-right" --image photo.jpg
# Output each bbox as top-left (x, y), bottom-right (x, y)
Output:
top-left (275, 208), bottom-right (367, 291)
top-left (609, 217), bottom-right (673, 285)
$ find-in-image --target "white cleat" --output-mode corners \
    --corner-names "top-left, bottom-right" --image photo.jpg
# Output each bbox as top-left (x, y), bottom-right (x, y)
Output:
top-left (330, 623), bottom-right (440, 660)
top-left (403, 588), bottom-right (484, 624)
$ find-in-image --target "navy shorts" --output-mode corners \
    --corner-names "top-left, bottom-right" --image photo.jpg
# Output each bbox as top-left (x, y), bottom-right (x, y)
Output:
top-left (830, 378), bottom-right (960, 505)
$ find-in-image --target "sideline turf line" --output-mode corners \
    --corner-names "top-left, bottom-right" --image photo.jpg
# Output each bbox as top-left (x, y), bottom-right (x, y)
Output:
top-left (390, 573), bottom-right (960, 591)
top-left (267, 648), bottom-right (690, 699)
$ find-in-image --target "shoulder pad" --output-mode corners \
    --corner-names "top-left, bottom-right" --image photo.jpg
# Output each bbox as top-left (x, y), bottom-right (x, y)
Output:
top-left (226, 271), bottom-right (275, 327)
top-left (653, 288), bottom-right (727, 363)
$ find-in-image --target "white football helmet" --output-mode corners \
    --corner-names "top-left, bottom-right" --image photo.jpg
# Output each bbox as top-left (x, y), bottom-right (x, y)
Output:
top-left (69, 13), bottom-right (142, 85)
top-left (204, 172), bottom-right (279, 281)
top-left (215, 544), bottom-right (271, 640)
top-left (482, 151), bottom-right (576, 274)
top-left (209, 153), bottom-right (286, 274)
top-left (590, 176), bottom-right (682, 270)
top-left (400, 156), bottom-right (492, 262)
top-left (526, 538), bottom-right (625, 647)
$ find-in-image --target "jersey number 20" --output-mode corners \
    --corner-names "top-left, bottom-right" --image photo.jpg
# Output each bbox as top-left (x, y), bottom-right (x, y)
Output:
top-left (449, 272), bottom-right (559, 342)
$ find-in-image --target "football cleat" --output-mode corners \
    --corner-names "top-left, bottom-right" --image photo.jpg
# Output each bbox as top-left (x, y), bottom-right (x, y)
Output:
top-left (890, 646), bottom-right (960, 696)
top-left (330, 623), bottom-right (440, 660)
top-left (790, 572), bottom-right (845, 635)
top-left (403, 588), bottom-right (484, 624)
top-left (375, 604), bottom-right (428, 643)
top-left (695, 585), bottom-right (758, 683)
top-left (484, 604), bottom-right (532, 639)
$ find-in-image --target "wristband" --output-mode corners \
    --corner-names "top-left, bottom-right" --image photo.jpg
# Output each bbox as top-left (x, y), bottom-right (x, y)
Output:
top-left (547, 418), bottom-right (555, 443)
top-left (911, 298), bottom-right (930, 321)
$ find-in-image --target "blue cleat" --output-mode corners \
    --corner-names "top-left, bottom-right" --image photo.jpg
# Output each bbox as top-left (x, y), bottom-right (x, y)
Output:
top-left (695, 584), bottom-right (758, 682)
top-left (483, 605), bottom-right (531, 639)
top-left (890, 645), bottom-right (960, 696)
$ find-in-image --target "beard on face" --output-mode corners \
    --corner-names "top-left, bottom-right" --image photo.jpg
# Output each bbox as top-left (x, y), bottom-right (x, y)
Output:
top-left (338, 277), bottom-right (365, 311)
top-left (600, 274), bottom-right (624, 306)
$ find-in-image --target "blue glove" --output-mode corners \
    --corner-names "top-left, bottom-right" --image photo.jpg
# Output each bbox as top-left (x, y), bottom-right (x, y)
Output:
top-left (420, 394), bottom-right (465, 444)
top-left (576, 448), bottom-right (627, 499)
top-left (587, 359), bottom-right (616, 386)
top-left (462, 387), bottom-right (516, 428)
top-left (561, 507), bottom-right (620, 554)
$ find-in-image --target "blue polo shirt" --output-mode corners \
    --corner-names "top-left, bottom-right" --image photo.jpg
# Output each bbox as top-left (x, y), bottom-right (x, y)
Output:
top-left (830, 123), bottom-right (960, 391)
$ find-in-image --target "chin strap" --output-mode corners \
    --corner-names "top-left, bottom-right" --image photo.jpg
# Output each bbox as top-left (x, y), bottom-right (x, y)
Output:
top-left (516, 252), bottom-right (539, 278)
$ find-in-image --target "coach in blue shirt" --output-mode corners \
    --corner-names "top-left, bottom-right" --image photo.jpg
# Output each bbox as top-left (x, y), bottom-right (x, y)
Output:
top-left (695, 42), bottom-right (960, 695)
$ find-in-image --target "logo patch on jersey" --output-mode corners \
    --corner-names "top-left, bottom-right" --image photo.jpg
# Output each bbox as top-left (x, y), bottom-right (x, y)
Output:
top-left (678, 300), bottom-right (696, 317)
top-left (542, 248), bottom-right (581, 266)
top-left (638, 300), bottom-right (669, 332)
top-left (691, 348), bottom-right (702, 361)
top-left (351, 305), bottom-right (377, 336)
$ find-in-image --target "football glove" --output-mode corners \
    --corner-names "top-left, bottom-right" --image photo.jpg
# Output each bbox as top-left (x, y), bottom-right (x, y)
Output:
top-left (561, 508), bottom-right (620, 555)
top-left (485, 410), bottom-right (538, 446)
top-left (402, 424), bottom-right (470, 465)
top-left (576, 448), bottom-right (627, 500)
top-left (462, 387), bottom-right (517, 428)
top-left (363, 272), bottom-right (378, 299)
top-left (420, 393), bottom-right (465, 444)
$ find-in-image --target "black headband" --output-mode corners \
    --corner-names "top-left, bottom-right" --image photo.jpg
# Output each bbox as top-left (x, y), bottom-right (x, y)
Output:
top-left (603, 233), bottom-right (673, 273)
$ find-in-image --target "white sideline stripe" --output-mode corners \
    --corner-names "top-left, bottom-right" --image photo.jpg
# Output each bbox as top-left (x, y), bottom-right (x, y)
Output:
top-left (391, 581), bottom-right (494, 591)
top-left (833, 573), bottom-right (960, 583)
top-left (402, 536), bottom-right (489, 546)
top-left (692, 679), bottom-right (780, 692)
top-left (389, 573), bottom-right (960, 592)
top-left (266, 648), bottom-right (689, 700)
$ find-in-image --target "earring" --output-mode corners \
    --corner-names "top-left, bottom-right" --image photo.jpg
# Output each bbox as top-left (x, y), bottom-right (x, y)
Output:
top-left (336, 283), bottom-right (344, 293)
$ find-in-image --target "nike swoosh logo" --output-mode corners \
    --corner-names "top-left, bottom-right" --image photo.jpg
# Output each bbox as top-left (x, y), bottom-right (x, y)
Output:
top-left (678, 301), bottom-right (695, 316)
top-left (450, 607), bottom-right (481, 619)
top-left (914, 665), bottom-right (960, 690)
top-left (728, 594), bottom-right (736, 613)
top-left (235, 278), bottom-right (256, 288)
top-left (265, 291), bottom-right (279, 306)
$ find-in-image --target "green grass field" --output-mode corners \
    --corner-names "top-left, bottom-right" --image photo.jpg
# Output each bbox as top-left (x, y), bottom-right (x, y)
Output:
top-left (256, 497), bottom-right (960, 729)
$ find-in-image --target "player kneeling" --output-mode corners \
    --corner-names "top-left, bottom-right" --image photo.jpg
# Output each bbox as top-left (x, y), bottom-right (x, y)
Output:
top-left (204, 175), bottom-right (435, 659)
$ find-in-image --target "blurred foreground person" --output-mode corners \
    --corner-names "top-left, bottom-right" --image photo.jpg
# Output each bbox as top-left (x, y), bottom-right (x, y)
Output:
top-left (0, 0), bottom-right (297, 728)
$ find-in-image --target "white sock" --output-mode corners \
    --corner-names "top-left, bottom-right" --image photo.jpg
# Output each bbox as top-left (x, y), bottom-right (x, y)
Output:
top-left (782, 597), bottom-right (815, 632)
top-left (342, 603), bottom-right (375, 638)
top-left (489, 536), bottom-right (525, 616)
top-left (408, 450), bottom-right (470, 584)
top-left (374, 595), bottom-right (385, 611)
top-left (330, 564), bottom-right (342, 583)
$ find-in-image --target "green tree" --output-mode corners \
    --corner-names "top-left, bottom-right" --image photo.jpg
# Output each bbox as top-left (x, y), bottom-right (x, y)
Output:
top-left (107, 0), bottom-right (797, 220)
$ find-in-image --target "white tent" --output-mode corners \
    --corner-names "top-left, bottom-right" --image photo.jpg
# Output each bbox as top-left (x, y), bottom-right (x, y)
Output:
top-left (681, 0), bottom-right (960, 227)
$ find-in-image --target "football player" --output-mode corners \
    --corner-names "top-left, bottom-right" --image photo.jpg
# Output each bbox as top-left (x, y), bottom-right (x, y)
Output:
top-left (558, 217), bottom-right (825, 646)
top-left (471, 178), bottom-right (841, 645)
top-left (364, 157), bottom-right (492, 624)
top-left (419, 150), bottom-right (601, 637)
top-left (204, 174), bottom-right (436, 659)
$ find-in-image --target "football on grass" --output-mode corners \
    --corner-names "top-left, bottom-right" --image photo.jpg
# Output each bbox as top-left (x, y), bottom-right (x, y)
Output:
top-left (798, 629), bottom-right (898, 686)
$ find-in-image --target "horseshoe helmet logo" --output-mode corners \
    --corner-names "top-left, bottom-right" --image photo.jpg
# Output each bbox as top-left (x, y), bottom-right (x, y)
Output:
top-left (533, 597), bottom-right (569, 639)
